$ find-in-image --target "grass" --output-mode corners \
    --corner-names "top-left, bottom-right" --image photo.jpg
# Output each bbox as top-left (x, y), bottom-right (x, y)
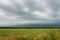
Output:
top-left (0, 28), bottom-right (60, 40)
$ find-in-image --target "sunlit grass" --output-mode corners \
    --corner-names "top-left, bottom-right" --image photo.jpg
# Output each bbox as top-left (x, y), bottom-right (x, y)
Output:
top-left (0, 28), bottom-right (60, 40)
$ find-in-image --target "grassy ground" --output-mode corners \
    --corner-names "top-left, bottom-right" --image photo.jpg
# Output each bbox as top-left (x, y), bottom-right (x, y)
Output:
top-left (0, 28), bottom-right (60, 40)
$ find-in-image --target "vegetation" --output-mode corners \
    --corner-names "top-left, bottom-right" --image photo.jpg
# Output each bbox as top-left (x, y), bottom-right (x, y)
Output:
top-left (0, 28), bottom-right (60, 40)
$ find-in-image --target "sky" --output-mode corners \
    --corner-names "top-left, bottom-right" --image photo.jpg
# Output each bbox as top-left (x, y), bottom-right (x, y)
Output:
top-left (0, 0), bottom-right (60, 26)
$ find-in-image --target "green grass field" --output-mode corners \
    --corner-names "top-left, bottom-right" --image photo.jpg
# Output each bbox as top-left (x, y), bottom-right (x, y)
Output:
top-left (0, 28), bottom-right (60, 40)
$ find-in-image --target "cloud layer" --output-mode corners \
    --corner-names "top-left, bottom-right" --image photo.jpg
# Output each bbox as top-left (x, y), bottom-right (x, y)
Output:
top-left (0, 0), bottom-right (60, 26)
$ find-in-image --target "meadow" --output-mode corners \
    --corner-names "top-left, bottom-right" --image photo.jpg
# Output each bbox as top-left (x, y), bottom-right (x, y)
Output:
top-left (0, 28), bottom-right (60, 40)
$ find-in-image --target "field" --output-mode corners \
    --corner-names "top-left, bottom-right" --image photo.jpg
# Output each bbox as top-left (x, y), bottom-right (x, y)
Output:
top-left (0, 28), bottom-right (60, 40)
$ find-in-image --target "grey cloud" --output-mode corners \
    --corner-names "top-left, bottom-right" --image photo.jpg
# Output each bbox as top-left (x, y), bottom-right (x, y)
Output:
top-left (0, 0), bottom-right (60, 25)
top-left (0, 0), bottom-right (45, 21)
top-left (47, 0), bottom-right (60, 18)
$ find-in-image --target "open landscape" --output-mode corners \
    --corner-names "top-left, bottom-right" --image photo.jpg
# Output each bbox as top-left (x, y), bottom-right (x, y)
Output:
top-left (1, 0), bottom-right (60, 40)
top-left (0, 28), bottom-right (60, 40)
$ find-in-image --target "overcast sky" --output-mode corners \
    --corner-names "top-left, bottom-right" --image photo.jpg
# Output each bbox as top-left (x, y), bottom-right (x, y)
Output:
top-left (0, 0), bottom-right (60, 26)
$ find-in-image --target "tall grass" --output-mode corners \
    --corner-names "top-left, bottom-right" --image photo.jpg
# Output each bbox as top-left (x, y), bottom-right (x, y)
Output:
top-left (0, 29), bottom-right (60, 40)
